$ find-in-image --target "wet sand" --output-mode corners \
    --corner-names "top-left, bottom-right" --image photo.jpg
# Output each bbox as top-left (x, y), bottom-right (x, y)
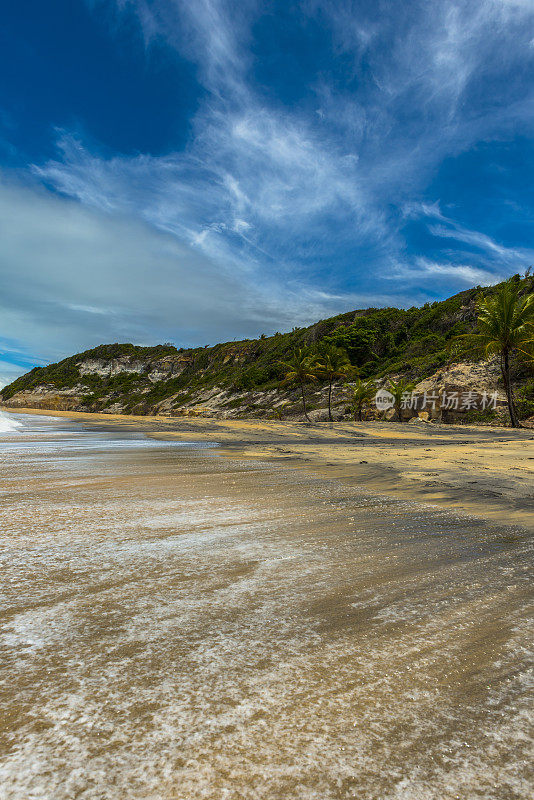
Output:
top-left (10, 407), bottom-right (534, 529)
top-left (0, 411), bottom-right (532, 799)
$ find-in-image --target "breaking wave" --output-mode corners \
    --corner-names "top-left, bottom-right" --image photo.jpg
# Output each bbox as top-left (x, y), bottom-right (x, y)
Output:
top-left (0, 411), bottom-right (23, 434)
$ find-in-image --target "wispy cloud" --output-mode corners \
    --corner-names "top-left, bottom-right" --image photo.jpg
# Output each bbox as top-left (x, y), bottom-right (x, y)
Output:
top-left (49, 1), bottom-right (533, 280)
top-left (427, 223), bottom-right (530, 263)
top-left (390, 257), bottom-right (501, 287)
top-left (405, 200), bottom-right (534, 269)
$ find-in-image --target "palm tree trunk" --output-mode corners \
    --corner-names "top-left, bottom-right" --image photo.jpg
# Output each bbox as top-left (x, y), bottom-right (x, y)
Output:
top-left (502, 350), bottom-right (519, 427)
top-left (300, 381), bottom-right (311, 422)
top-left (358, 405), bottom-right (362, 422)
top-left (328, 381), bottom-right (333, 422)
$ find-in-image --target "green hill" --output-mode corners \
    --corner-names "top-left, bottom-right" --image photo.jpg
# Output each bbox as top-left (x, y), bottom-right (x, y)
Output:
top-left (2, 274), bottom-right (533, 419)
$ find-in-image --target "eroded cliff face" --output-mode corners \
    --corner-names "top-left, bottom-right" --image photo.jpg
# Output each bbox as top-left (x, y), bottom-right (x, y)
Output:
top-left (407, 357), bottom-right (506, 420)
top-left (3, 386), bottom-right (84, 411)
top-left (415, 357), bottom-right (502, 395)
top-left (77, 355), bottom-right (193, 382)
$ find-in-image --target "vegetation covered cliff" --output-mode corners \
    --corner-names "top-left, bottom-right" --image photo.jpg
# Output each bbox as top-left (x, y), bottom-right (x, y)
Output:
top-left (3, 275), bottom-right (533, 422)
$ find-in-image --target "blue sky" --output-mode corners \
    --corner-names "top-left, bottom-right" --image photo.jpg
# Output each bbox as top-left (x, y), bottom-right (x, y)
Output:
top-left (1, 0), bottom-right (533, 384)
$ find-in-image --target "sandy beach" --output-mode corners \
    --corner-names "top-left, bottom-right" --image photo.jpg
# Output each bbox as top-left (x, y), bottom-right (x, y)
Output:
top-left (8, 407), bottom-right (534, 530)
top-left (3, 0), bottom-right (534, 796)
top-left (1, 409), bottom-right (532, 799)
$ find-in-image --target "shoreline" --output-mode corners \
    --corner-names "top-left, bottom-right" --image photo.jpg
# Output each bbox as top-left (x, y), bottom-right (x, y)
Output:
top-left (5, 405), bottom-right (534, 530)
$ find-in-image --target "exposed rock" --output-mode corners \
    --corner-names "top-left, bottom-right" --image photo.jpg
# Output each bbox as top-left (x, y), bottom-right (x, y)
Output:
top-left (78, 355), bottom-right (192, 383)
top-left (414, 356), bottom-right (502, 395)
top-left (410, 358), bottom-right (507, 422)
top-left (5, 386), bottom-right (83, 411)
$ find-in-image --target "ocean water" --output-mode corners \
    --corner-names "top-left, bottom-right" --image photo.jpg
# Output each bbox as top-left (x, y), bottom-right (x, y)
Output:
top-left (0, 411), bottom-right (217, 453)
top-left (0, 412), bottom-right (532, 799)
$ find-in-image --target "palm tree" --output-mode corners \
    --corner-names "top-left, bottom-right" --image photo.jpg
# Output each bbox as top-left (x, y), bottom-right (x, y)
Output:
top-left (278, 348), bottom-right (319, 422)
top-left (455, 281), bottom-right (534, 427)
top-left (388, 378), bottom-right (415, 421)
top-left (317, 344), bottom-right (354, 421)
top-left (350, 379), bottom-right (376, 421)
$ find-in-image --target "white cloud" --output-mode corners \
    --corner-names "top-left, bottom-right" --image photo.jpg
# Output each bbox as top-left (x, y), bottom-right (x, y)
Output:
top-left (306, 0), bottom-right (534, 180)
top-left (427, 224), bottom-right (529, 263)
top-left (50, 0), bottom-right (533, 282)
top-left (0, 178), bottom-right (404, 367)
top-left (103, 0), bottom-right (258, 100)
top-left (398, 257), bottom-right (501, 286)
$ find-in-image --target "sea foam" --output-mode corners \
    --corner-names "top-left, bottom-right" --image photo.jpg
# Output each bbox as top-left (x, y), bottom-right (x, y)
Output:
top-left (0, 411), bottom-right (23, 434)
